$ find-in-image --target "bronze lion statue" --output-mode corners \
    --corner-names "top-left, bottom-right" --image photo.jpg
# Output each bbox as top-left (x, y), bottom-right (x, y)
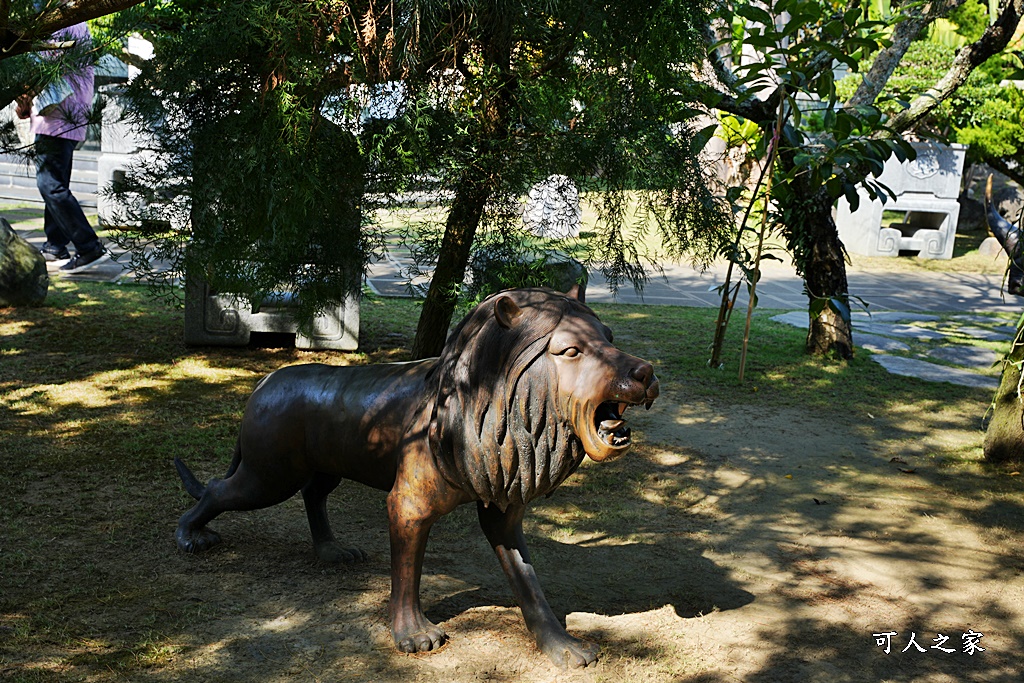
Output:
top-left (174, 286), bottom-right (659, 668)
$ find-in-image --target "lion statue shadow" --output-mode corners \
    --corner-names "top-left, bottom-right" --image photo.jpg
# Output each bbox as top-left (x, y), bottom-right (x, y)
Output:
top-left (426, 534), bottom-right (755, 624)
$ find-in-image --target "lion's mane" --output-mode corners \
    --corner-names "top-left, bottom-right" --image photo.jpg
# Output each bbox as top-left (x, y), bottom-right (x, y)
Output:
top-left (427, 288), bottom-right (594, 510)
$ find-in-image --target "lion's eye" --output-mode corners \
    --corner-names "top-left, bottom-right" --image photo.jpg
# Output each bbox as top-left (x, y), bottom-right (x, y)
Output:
top-left (556, 347), bottom-right (581, 358)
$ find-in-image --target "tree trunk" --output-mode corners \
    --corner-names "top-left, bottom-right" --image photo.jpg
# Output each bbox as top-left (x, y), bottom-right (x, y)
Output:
top-left (985, 319), bottom-right (1024, 463)
top-left (804, 230), bottom-right (854, 359)
top-left (846, 2), bottom-right (950, 108)
top-left (409, 8), bottom-right (513, 359)
top-left (885, 0), bottom-right (1024, 133)
top-left (776, 140), bottom-right (855, 359)
top-left (410, 175), bottom-right (489, 359)
top-left (0, 0), bottom-right (147, 60)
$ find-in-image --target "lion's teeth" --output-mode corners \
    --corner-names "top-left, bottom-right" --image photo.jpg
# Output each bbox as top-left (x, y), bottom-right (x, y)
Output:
top-left (618, 402), bottom-right (627, 415)
top-left (600, 419), bottom-right (625, 432)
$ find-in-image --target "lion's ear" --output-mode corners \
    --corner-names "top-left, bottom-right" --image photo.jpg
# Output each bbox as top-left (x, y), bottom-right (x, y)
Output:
top-left (494, 295), bottom-right (522, 329)
top-left (566, 283), bottom-right (586, 303)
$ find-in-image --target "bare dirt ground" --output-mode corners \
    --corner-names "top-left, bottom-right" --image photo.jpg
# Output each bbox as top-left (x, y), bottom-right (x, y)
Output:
top-left (5, 380), bottom-right (1023, 683)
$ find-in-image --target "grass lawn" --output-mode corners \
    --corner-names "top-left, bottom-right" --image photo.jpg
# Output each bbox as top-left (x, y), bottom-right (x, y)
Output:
top-left (2, 281), bottom-right (1021, 682)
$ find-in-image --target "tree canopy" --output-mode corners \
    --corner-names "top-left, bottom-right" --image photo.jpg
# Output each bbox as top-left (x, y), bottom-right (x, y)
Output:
top-left (109, 0), bottom-right (731, 356)
top-left (110, 0), bottom-right (371, 324)
top-left (700, 0), bottom-right (1024, 360)
top-left (103, 0), bottom-right (1024, 361)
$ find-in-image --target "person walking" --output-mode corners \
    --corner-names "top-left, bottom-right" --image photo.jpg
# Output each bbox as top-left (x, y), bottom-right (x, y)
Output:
top-left (16, 21), bottom-right (107, 274)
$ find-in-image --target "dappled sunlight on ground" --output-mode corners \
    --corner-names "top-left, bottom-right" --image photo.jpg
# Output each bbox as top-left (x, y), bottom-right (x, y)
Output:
top-left (615, 381), bottom-right (1024, 681)
top-left (3, 285), bottom-right (1024, 682)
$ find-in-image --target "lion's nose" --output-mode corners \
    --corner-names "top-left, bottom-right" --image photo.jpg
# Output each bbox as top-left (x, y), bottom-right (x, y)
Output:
top-left (630, 361), bottom-right (654, 386)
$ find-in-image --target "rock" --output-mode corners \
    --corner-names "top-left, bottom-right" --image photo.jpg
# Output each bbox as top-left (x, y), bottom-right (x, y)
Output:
top-left (927, 345), bottom-right (999, 371)
top-left (854, 321), bottom-right (947, 341)
top-left (978, 235), bottom-right (1005, 258)
top-left (523, 175), bottom-right (581, 238)
top-left (871, 355), bottom-right (999, 390)
top-left (854, 332), bottom-right (910, 353)
top-left (954, 326), bottom-right (1013, 342)
top-left (850, 311), bottom-right (940, 323)
top-left (539, 255), bottom-right (588, 295)
top-left (469, 249), bottom-right (588, 300)
top-left (993, 185), bottom-right (1024, 225)
top-left (0, 216), bottom-right (48, 307)
top-left (770, 311), bottom-right (809, 329)
top-left (957, 196), bottom-right (987, 232)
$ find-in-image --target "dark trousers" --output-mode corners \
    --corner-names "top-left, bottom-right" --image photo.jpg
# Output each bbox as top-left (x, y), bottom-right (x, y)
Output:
top-left (34, 134), bottom-right (100, 255)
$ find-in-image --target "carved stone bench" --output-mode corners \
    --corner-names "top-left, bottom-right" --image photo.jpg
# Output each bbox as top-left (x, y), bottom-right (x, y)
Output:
top-left (835, 142), bottom-right (967, 260)
top-left (184, 277), bottom-right (359, 350)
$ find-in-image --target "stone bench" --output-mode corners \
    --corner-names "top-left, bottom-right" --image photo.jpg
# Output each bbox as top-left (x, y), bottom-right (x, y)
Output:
top-left (184, 277), bottom-right (359, 350)
top-left (835, 142), bottom-right (967, 260)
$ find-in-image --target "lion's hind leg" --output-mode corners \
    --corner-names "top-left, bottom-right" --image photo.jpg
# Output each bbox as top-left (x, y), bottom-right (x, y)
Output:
top-left (302, 473), bottom-right (368, 564)
top-left (175, 460), bottom-right (306, 554)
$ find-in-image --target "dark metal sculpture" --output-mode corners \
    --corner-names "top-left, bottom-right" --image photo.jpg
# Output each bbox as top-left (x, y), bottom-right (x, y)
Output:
top-left (174, 286), bottom-right (659, 668)
top-left (986, 175), bottom-right (1024, 296)
top-left (983, 177), bottom-right (1024, 462)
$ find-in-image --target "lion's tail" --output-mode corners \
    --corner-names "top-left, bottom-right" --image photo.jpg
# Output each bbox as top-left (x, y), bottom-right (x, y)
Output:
top-left (174, 438), bottom-right (242, 500)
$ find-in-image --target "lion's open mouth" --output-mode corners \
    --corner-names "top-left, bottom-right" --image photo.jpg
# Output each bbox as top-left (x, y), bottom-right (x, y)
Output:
top-left (582, 393), bottom-right (655, 462)
top-left (594, 401), bottom-right (634, 447)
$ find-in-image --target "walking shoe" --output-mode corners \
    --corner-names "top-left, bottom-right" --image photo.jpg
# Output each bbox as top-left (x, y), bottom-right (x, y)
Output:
top-left (40, 242), bottom-right (71, 262)
top-left (59, 247), bottom-right (110, 274)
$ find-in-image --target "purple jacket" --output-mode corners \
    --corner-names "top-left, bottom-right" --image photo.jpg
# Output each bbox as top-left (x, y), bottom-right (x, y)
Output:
top-left (30, 22), bottom-right (95, 142)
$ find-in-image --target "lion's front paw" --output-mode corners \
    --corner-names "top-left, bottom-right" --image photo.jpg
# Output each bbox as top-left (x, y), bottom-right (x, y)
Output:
top-left (314, 541), bottom-right (368, 565)
top-left (540, 632), bottom-right (599, 669)
top-left (393, 619), bottom-right (447, 653)
top-left (176, 526), bottom-right (221, 554)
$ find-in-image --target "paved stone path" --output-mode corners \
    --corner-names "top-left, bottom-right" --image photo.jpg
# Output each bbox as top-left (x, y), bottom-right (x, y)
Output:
top-left (7, 205), bottom-right (1021, 389)
top-left (769, 310), bottom-right (1009, 390)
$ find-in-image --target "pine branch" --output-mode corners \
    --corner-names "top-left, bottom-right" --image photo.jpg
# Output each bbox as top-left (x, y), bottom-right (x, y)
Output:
top-left (987, 155), bottom-right (1024, 190)
top-left (848, 0), bottom-right (969, 108)
top-left (699, 21), bottom-right (774, 123)
top-left (699, 11), bottom-right (850, 125)
top-left (884, 0), bottom-right (1024, 134)
top-left (1, 0), bottom-right (145, 59)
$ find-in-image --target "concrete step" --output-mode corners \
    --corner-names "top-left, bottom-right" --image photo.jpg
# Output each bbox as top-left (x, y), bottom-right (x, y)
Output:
top-left (0, 180), bottom-right (97, 209)
top-left (0, 150), bottom-right (99, 172)
top-left (0, 150), bottom-right (99, 209)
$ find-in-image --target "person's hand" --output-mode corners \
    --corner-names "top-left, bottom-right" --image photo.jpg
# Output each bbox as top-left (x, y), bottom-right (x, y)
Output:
top-left (15, 95), bottom-right (31, 120)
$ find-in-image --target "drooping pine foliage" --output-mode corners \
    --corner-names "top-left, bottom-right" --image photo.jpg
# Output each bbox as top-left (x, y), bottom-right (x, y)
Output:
top-left (112, 1), bottom-right (728, 335)
top-left (0, 1), bottom-right (119, 155)
top-left (375, 0), bottom-right (730, 288)
top-left (111, 0), bottom-right (375, 320)
top-left (371, 1), bottom-right (730, 355)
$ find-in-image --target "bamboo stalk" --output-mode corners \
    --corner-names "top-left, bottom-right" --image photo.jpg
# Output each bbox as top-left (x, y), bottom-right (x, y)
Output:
top-left (738, 85), bottom-right (787, 382)
top-left (708, 139), bottom-right (774, 368)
